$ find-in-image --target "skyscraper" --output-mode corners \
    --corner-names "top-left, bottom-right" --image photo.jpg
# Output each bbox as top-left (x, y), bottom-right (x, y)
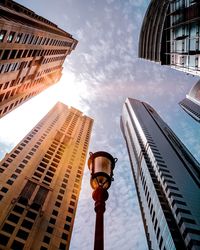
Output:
top-left (0, 0), bottom-right (78, 118)
top-left (139, 0), bottom-right (200, 76)
top-left (121, 98), bottom-right (200, 250)
top-left (179, 79), bottom-right (200, 122)
top-left (0, 102), bottom-right (93, 249)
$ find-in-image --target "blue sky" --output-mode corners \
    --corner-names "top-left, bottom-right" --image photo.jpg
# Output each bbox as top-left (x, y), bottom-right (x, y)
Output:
top-left (0, 0), bottom-right (200, 249)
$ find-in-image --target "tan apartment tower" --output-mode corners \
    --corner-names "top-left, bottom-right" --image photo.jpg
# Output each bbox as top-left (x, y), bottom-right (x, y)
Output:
top-left (0, 102), bottom-right (93, 250)
top-left (0, 0), bottom-right (78, 118)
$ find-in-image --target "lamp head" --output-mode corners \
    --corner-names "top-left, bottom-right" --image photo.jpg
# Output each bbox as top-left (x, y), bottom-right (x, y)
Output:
top-left (88, 151), bottom-right (117, 190)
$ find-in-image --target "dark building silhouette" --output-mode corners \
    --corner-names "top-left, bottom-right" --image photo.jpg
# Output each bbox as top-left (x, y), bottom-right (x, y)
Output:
top-left (0, 0), bottom-right (78, 118)
top-left (121, 98), bottom-right (200, 250)
top-left (139, 0), bottom-right (200, 76)
top-left (180, 80), bottom-right (200, 122)
top-left (0, 102), bottom-right (93, 249)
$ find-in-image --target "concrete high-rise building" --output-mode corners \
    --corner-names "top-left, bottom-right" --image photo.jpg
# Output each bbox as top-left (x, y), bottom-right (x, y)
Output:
top-left (179, 79), bottom-right (200, 122)
top-left (139, 0), bottom-right (200, 76)
top-left (0, 0), bottom-right (78, 118)
top-left (121, 98), bottom-right (200, 250)
top-left (0, 102), bottom-right (93, 250)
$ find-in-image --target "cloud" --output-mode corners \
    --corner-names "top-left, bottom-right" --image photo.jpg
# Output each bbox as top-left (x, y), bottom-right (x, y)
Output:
top-left (3, 1), bottom-right (200, 250)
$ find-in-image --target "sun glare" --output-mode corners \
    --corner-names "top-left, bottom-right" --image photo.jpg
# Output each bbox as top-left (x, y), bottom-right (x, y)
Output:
top-left (0, 69), bottom-right (89, 145)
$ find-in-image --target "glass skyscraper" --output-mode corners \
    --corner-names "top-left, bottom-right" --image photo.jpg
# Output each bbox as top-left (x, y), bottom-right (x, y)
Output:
top-left (139, 0), bottom-right (200, 76)
top-left (121, 98), bottom-right (200, 250)
top-left (179, 79), bottom-right (200, 122)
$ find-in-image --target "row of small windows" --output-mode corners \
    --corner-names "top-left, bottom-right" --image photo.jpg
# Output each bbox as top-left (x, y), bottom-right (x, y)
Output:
top-left (0, 48), bottom-right (67, 61)
top-left (0, 69), bottom-right (60, 109)
top-left (0, 90), bottom-right (39, 117)
top-left (42, 55), bottom-right (65, 64)
top-left (170, 0), bottom-right (199, 13)
top-left (0, 59), bottom-right (38, 77)
top-left (37, 65), bottom-right (61, 77)
top-left (140, 168), bottom-right (165, 249)
top-left (0, 29), bottom-right (73, 47)
top-left (171, 55), bottom-right (200, 70)
top-left (181, 102), bottom-right (200, 119)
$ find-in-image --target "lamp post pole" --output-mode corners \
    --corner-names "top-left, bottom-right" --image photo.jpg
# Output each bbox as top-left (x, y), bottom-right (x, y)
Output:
top-left (88, 151), bottom-right (117, 250)
top-left (93, 187), bottom-right (108, 250)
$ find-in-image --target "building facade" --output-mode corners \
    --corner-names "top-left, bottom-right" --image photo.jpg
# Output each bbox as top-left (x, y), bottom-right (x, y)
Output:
top-left (179, 79), bottom-right (200, 122)
top-left (121, 98), bottom-right (200, 250)
top-left (0, 102), bottom-right (93, 249)
top-left (0, 0), bottom-right (78, 118)
top-left (139, 0), bottom-right (200, 76)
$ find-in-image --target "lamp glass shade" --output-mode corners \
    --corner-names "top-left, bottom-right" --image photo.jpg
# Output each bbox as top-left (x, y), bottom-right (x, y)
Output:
top-left (89, 155), bottom-right (113, 190)
top-left (93, 156), bottom-right (112, 176)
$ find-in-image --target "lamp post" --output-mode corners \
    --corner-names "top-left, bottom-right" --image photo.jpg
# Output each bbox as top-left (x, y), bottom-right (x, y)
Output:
top-left (88, 151), bottom-right (117, 250)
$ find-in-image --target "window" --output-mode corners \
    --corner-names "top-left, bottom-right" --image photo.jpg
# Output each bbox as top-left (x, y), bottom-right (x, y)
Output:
top-left (61, 183), bottom-right (66, 189)
top-left (70, 201), bottom-right (75, 207)
top-left (28, 35), bottom-right (34, 44)
top-left (7, 32), bottom-right (15, 43)
top-left (66, 216), bottom-right (72, 223)
top-left (68, 207), bottom-right (73, 213)
top-left (63, 178), bottom-right (68, 184)
top-left (156, 227), bottom-right (160, 240)
top-left (57, 195), bottom-right (63, 201)
top-left (0, 30), bottom-right (6, 42)
top-left (7, 158), bottom-right (13, 163)
top-left (59, 189), bottom-right (65, 195)
top-left (7, 179), bottom-right (13, 185)
top-left (26, 211), bottom-right (37, 220)
top-left (37, 167), bottom-right (45, 173)
top-left (44, 176), bottom-right (52, 183)
top-left (64, 224), bottom-right (70, 231)
top-left (2, 223), bottom-right (15, 234)
top-left (21, 219), bottom-right (33, 230)
top-left (1, 187), bottom-right (8, 193)
top-left (18, 164), bottom-right (25, 169)
top-left (15, 33), bottom-right (22, 43)
top-left (71, 194), bottom-right (76, 200)
top-left (2, 162), bottom-right (9, 168)
top-left (16, 229), bottom-right (29, 240)
top-left (49, 218), bottom-right (56, 225)
top-left (55, 201), bottom-right (61, 208)
top-left (11, 174), bottom-right (17, 179)
top-left (15, 169), bottom-right (21, 174)
top-left (22, 34), bottom-right (29, 44)
top-left (7, 213), bottom-right (20, 224)
top-left (0, 233), bottom-right (9, 246)
top-left (46, 226), bottom-right (54, 234)
top-left (43, 236), bottom-right (50, 244)
top-left (11, 240), bottom-right (24, 249)
top-left (59, 242), bottom-right (66, 249)
top-left (13, 205), bottom-right (24, 214)
top-left (52, 210), bottom-right (58, 216)
top-left (62, 233), bottom-right (68, 240)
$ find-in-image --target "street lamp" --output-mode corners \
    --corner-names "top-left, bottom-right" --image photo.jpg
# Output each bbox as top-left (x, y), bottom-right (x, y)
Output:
top-left (88, 151), bottom-right (117, 250)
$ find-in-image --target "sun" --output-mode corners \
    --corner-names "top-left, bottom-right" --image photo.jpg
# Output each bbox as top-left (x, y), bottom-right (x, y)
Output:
top-left (0, 69), bottom-right (89, 145)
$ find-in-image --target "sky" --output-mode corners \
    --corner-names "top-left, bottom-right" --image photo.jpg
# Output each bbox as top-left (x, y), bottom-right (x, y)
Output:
top-left (0, 0), bottom-right (200, 249)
